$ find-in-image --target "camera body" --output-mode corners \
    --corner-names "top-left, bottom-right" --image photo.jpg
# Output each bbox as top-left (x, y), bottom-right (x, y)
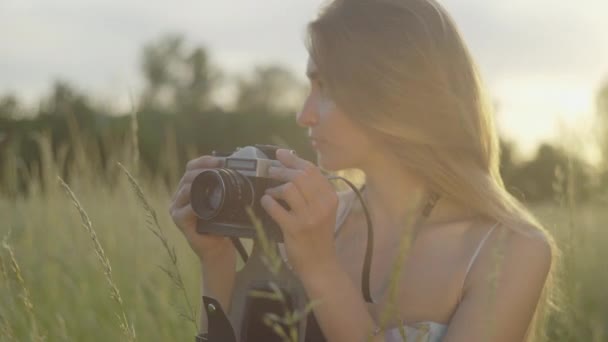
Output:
top-left (190, 144), bottom-right (290, 242)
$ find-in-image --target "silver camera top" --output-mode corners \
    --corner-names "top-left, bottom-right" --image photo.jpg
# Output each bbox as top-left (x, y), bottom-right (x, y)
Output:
top-left (215, 145), bottom-right (283, 178)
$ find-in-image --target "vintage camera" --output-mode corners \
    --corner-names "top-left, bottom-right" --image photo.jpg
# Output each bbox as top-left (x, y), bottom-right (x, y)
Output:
top-left (190, 144), bottom-right (291, 242)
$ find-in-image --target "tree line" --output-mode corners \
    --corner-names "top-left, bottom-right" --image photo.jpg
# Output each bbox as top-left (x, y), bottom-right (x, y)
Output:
top-left (0, 33), bottom-right (606, 204)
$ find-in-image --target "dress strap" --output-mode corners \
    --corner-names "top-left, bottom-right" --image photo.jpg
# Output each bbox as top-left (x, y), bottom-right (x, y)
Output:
top-left (460, 221), bottom-right (500, 298)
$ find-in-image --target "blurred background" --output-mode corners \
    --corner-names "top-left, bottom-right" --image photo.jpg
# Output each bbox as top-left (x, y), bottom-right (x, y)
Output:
top-left (0, 0), bottom-right (607, 341)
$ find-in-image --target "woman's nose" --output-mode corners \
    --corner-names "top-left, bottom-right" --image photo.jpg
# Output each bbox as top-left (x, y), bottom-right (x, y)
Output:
top-left (296, 97), bottom-right (319, 128)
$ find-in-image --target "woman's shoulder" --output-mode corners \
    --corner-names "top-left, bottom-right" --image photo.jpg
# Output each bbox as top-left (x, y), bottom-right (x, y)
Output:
top-left (462, 217), bottom-right (551, 254)
top-left (448, 221), bottom-right (553, 341)
top-left (481, 221), bottom-right (552, 263)
top-left (464, 220), bottom-right (553, 293)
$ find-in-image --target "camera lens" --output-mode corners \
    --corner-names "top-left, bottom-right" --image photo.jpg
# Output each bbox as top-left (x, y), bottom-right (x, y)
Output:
top-left (206, 182), bottom-right (223, 211)
top-left (190, 168), bottom-right (254, 220)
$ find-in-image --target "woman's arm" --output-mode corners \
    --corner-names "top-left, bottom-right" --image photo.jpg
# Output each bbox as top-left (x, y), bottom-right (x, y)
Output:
top-left (167, 154), bottom-right (239, 333)
top-left (442, 229), bottom-right (552, 342)
top-left (259, 149), bottom-right (384, 341)
top-left (198, 249), bottom-right (237, 332)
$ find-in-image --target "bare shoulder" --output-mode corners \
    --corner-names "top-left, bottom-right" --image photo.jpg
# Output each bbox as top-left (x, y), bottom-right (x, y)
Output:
top-left (491, 224), bottom-right (552, 272)
top-left (468, 223), bottom-right (553, 288)
top-left (445, 223), bottom-right (554, 341)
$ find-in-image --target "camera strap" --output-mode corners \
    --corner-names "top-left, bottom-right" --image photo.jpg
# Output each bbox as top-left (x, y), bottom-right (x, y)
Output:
top-left (343, 181), bottom-right (441, 304)
top-left (228, 177), bottom-right (441, 304)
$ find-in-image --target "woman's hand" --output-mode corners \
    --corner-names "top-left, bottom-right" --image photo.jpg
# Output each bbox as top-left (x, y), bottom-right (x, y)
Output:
top-left (261, 149), bottom-right (340, 278)
top-left (169, 155), bottom-right (234, 262)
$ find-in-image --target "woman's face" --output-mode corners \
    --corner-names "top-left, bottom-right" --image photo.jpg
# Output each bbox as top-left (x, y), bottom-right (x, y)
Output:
top-left (297, 58), bottom-right (376, 171)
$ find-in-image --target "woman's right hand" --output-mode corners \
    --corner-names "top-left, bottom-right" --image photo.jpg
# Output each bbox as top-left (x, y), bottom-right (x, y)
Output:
top-left (169, 155), bottom-right (235, 262)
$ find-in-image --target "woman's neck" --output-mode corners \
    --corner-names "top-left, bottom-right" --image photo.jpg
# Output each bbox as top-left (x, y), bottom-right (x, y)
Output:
top-left (356, 155), bottom-right (477, 234)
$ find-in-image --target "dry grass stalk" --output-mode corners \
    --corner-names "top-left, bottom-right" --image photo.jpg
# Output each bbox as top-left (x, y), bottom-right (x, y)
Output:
top-left (57, 177), bottom-right (137, 341)
top-left (0, 312), bottom-right (17, 342)
top-left (1, 234), bottom-right (45, 342)
top-left (370, 192), bottom-right (423, 342)
top-left (0, 250), bottom-right (7, 284)
top-left (245, 206), bottom-right (282, 274)
top-left (245, 206), bottom-right (321, 342)
top-left (484, 227), bottom-right (508, 341)
top-left (128, 91), bottom-right (140, 176)
top-left (31, 131), bottom-right (57, 196)
top-left (117, 162), bottom-right (198, 331)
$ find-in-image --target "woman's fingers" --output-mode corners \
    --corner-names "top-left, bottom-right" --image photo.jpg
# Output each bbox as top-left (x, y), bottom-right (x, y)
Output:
top-left (275, 149), bottom-right (314, 170)
top-left (173, 170), bottom-right (205, 201)
top-left (186, 155), bottom-right (221, 171)
top-left (268, 164), bottom-right (325, 205)
top-left (172, 183), bottom-right (192, 209)
top-left (268, 166), bottom-right (302, 182)
top-left (261, 194), bottom-right (294, 229)
top-left (265, 181), bottom-right (308, 213)
top-left (171, 155), bottom-right (220, 202)
top-left (170, 204), bottom-right (197, 233)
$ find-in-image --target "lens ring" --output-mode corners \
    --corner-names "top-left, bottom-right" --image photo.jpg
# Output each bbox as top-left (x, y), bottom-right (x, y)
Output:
top-left (230, 169), bottom-right (255, 209)
top-left (222, 168), bottom-right (255, 213)
top-left (190, 168), bottom-right (255, 221)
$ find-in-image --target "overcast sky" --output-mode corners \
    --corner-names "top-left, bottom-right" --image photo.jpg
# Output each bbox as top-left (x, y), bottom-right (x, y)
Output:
top-left (1, 0), bottom-right (607, 159)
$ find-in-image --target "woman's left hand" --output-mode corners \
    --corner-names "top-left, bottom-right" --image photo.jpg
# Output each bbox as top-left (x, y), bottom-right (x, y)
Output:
top-left (261, 148), bottom-right (339, 278)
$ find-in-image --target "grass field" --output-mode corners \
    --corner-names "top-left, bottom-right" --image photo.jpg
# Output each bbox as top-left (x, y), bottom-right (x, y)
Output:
top-left (1, 150), bottom-right (607, 341)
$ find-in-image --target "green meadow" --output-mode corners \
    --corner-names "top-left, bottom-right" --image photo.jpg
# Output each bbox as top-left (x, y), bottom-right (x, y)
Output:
top-left (1, 134), bottom-right (607, 342)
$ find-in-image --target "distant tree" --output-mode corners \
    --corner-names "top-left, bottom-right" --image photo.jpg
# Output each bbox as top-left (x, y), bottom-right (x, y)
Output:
top-left (0, 94), bottom-right (19, 118)
top-left (234, 65), bottom-right (306, 116)
top-left (506, 143), bottom-right (593, 203)
top-left (141, 34), bottom-right (182, 105)
top-left (140, 33), bottom-right (221, 115)
top-left (38, 80), bottom-right (94, 119)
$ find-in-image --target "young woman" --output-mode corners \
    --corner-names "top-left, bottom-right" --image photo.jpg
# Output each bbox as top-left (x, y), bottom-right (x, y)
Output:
top-left (169, 0), bottom-right (558, 341)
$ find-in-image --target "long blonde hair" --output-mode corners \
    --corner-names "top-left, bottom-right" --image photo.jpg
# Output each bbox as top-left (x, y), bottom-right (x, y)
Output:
top-left (306, 0), bottom-right (559, 340)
